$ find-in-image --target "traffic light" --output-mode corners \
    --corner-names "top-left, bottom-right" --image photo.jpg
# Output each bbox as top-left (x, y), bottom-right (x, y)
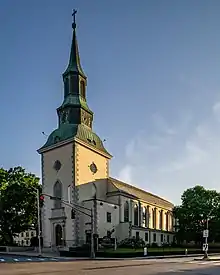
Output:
top-left (39, 195), bottom-right (44, 208)
top-left (71, 209), bottom-right (76, 219)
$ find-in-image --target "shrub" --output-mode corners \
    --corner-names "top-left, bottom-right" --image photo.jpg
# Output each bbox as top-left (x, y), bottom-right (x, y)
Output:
top-left (118, 237), bottom-right (145, 249)
top-left (150, 242), bottom-right (158, 248)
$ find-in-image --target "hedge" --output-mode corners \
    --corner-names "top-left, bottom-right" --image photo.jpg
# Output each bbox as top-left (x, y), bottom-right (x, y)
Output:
top-left (60, 247), bottom-right (220, 258)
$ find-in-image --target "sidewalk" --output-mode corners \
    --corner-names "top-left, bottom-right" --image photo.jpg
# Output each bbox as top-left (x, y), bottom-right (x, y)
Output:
top-left (1, 251), bottom-right (220, 261)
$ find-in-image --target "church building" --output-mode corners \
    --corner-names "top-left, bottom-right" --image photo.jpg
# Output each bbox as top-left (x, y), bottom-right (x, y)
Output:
top-left (38, 12), bottom-right (174, 249)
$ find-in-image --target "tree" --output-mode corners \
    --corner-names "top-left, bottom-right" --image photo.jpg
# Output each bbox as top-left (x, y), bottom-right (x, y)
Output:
top-left (0, 166), bottom-right (41, 245)
top-left (173, 185), bottom-right (220, 244)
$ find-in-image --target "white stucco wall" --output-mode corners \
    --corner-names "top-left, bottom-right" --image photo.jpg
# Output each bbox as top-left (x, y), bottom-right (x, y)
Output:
top-left (41, 143), bottom-right (74, 247)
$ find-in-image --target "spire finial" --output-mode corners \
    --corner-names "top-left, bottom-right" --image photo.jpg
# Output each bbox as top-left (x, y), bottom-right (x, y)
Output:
top-left (72, 9), bottom-right (77, 29)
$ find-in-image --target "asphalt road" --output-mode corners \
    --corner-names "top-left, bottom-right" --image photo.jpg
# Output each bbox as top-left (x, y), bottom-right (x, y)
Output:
top-left (1, 257), bottom-right (220, 275)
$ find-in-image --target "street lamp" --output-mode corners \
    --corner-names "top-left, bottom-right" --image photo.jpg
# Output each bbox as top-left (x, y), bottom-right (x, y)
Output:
top-left (202, 208), bottom-right (215, 260)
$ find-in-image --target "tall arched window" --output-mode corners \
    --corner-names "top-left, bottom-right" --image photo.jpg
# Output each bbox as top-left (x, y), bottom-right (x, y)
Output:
top-left (64, 78), bottom-right (69, 97)
top-left (124, 201), bottom-right (129, 222)
top-left (159, 210), bottom-right (163, 230)
top-left (80, 80), bottom-right (86, 99)
top-left (142, 206), bottom-right (147, 227)
top-left (170, 213), bottom-right (173, 232)
top-left (134, 204), bottom-right (139, 226)
top-left (152, 208), bottom-right (157, 229)
top-left (53, 181), bottom-right (62, 209)
top-left (165, 212), bottom-right (169, 231)
top-left (146, 206), bottom-right (150, 228)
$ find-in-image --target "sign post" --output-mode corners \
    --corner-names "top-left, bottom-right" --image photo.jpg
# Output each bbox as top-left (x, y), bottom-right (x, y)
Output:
top-left (203, 225), bottom-right (209, 259)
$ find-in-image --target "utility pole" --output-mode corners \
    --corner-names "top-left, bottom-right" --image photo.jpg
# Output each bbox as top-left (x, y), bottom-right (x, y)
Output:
top-left (36, 188), bottom-right (42, 256)
top-left (90, 209), bottom-right (95, 259)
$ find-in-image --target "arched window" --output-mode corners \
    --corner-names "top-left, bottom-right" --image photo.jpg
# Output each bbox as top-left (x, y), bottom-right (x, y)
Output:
top-left (165, 212), bottom-right (169, 231)
top-left (80, 80), bottom-right (86, 99)
top-left (64, 78), bottom-right (69, 97)
top-left (159, 210), bottom-right (163, 230)
top-left (142, 206), bottom-right (147, 227)
top-left (134, 204), bottom-right (139, 226)
top-left (170, 213), bottom-right (173, 232)
top-left (53, 181), bottom-right (62, 209)
top-left (152, 208), bottom-right (157, 229)
top-left (124, 201), bottom-right (129, 222)
top-left (146, 206), bottom-right (150, 228)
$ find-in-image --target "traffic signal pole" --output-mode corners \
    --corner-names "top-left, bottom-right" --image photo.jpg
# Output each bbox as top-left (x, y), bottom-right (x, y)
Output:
top-left (36, 188), bottom-right (42, 256)
top-left (42, 193), bottom-right (95, 259)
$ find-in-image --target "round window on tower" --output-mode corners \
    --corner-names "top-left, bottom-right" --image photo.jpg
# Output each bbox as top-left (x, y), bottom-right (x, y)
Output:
top-left (53, 160), bottom-right (62, 171)
top-left (80, 80), bottom-right (86, 99)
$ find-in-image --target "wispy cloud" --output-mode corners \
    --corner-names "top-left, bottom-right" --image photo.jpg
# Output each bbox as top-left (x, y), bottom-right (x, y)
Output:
top-left (117, 101), bottom-right (220, 204)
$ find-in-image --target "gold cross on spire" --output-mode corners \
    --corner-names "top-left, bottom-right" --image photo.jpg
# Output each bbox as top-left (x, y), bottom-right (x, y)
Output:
top-left (72, 9), bottom-right (77, 29)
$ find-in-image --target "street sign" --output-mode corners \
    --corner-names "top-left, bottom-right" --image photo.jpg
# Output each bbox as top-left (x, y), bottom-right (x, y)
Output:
top-left (203, 229), bottom-right (209, 238)
top-left (203, 243), bottom-right (208, 251)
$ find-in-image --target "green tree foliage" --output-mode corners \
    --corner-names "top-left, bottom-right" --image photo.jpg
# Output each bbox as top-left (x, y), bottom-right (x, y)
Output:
top-left (173, 185), bottom-right (220, 244)
top-left (0, 166), bottom-right (41, 245)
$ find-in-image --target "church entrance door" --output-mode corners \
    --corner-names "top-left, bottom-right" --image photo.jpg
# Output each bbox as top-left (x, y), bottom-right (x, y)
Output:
top-left (55, 224), bottom-right (63, 246)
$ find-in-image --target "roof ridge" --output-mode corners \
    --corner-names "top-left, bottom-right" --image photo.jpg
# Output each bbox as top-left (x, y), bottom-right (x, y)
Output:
top-left (109, 177), bottom-right (173, 206)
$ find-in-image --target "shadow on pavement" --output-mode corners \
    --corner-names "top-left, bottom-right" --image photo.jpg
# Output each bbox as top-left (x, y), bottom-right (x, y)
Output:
top-left (155, 265), bottom-right (220, 274)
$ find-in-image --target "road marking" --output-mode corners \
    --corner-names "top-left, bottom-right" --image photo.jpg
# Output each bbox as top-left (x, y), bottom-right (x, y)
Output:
top-left (188, 260), bottom-right (220, 266)
top-left (14, 259), bottom-right (19, 262)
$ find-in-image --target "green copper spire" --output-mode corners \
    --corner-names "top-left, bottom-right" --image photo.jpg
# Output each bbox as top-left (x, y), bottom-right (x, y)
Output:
top-left (38, 10), bottom-right (112, 158)
top-left (63, 9), bottom-right (86, 78)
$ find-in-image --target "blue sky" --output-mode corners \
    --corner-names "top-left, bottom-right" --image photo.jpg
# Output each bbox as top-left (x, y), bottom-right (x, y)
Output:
top-left (1, 0), bottom-right (220, 204)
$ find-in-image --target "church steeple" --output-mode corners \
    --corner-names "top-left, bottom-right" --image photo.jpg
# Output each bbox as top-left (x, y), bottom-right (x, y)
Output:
top-left (57, 10), bottom-right (93, 129)
top-left (63, 9), bottom-right (86, 79)
top-left (38, 10), bottom-right (111, 158)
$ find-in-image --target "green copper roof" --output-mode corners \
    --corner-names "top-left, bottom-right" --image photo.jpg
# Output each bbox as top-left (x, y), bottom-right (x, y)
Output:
top-left (58, 94), bottom-right (93, 114)
top-left (63, 26), bottom-right (86, 78)
top-left (39, 123), bottom-right (110, 156)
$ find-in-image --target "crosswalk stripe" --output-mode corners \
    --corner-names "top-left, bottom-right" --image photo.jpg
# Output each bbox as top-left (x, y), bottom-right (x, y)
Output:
top-left (0, 257), bottom-right (62, 263)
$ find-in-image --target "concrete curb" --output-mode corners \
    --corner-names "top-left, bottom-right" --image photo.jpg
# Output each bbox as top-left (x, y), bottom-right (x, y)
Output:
top-left (94, 254), bottom-right (217, 261)
top-left (1, 251), bottom-right (220, 261)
